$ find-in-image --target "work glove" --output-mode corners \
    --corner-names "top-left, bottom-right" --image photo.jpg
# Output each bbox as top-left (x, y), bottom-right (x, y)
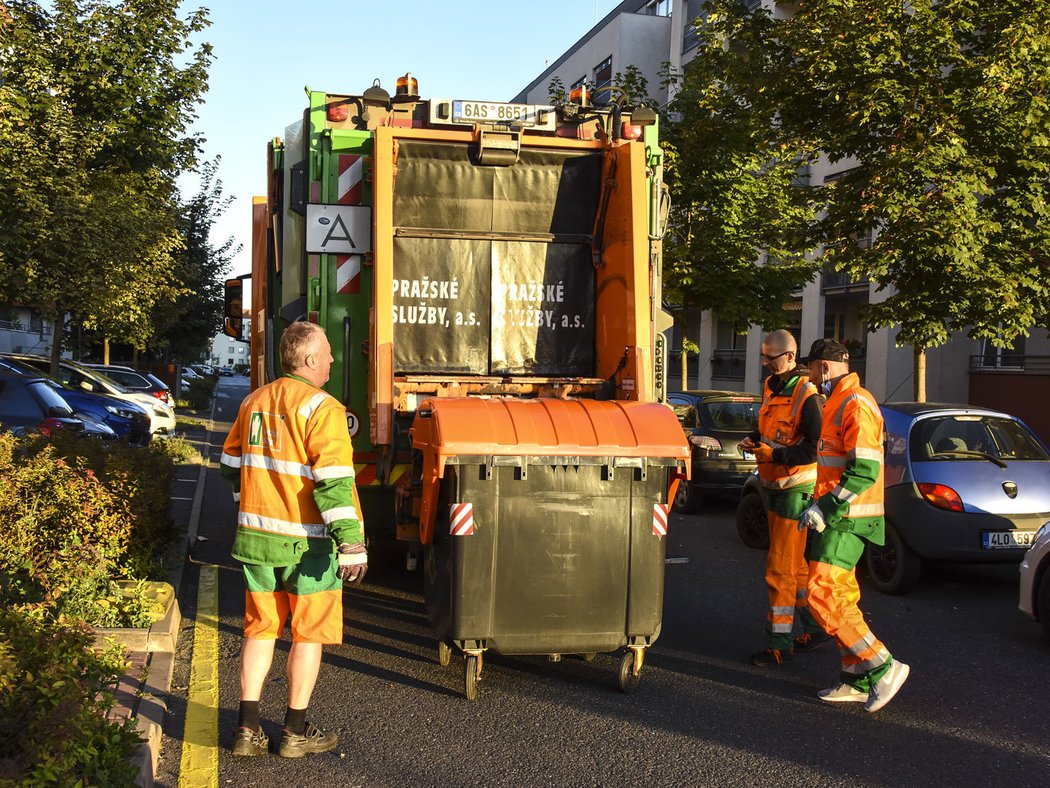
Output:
top-left (751, 444), bottom-right (774, 464)
top-left (797, 504), bottom-right (826, 533)
top-left (336, 542), bottom-right (368, 585)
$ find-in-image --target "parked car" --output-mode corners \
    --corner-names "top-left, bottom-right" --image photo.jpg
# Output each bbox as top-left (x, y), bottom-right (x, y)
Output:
top-left (0, 370), bottom-right (84, 437)
top-left (0, 358), bottom-right (151, 443)
top-left (218, 366), bottom-right (234, 376)
top-left (1018, 523), bottom-right (1050, 643)
top-left (85, 364), bottom-right (170, 404)
top-left (666, 390), bottom-right (762, 513)
top-left (3, 354), bottom-right (176, 437)
top-left (736, 402), bottom-right (1050, 595)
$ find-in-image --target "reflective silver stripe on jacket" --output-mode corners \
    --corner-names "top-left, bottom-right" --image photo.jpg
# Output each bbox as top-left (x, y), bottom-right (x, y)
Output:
top-left (818, 455), bottom-right (847, 468)
top-left (761, 468), bottom-right (817, 490)
top-left (846, 502), bottom-right (884, 517)
top-left (831, 484), bottom-right (858, 503)
top-left (321, 505), bottom-right (359, 525)
top-left (242, 453), bottom-right (315, 480)
top-left (313, 465), bottom-right (356, 481)
top-left (220, 452), bottom-right (242, 469)
top-left (848, 447), bottom-right (883, 463)
top-left (298, 391), bottom-right (330, 420)
top-left (238, 511), bottom-right (328, 539)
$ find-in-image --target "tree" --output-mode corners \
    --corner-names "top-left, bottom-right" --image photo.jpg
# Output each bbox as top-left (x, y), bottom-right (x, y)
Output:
top-left (692, 0), bottom-right (1050, 399)
top-left (660, 7), bottom-right (822, 338)
top-left (0, 0), bottom-right (212, 372)
top-left (151, 160), bottom-right (239, 363)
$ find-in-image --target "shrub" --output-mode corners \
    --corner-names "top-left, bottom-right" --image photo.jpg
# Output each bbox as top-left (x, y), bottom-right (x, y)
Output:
top-left (0, 431), bottom-right (179, 626)
top-left (0, 609), bottom-right (140, 787)
top-left (180, 376), bottom-right (216, 411)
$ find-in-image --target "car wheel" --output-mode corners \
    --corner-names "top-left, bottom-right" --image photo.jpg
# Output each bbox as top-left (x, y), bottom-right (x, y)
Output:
top-left (736, 492), bottom-right (770, 549)
top-left (864, 520), bottom-right (922, 595)
top-left (672, 479), bottom-right (700, 514)
top-left (1037, 566), bottom-right (1050, 644)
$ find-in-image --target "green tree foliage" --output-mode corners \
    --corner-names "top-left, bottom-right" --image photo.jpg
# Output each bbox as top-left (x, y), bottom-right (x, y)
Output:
top-left (661, 5), bottom-right (822, 333)
top-left (152, 160), bottom-right (239, 362)
top-left (686, 0), bottom-right (1050, 359)
top-left (0, 0), bottom-right (213, 366)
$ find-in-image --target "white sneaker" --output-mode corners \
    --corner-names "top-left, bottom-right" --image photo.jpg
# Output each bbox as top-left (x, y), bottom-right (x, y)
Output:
top-left (817, 682), bottom-right (868, 703)
top-left (865, 660), bottom-right (910, 713)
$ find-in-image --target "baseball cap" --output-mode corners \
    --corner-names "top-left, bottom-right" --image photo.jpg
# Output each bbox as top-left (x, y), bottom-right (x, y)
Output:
top-left (802, 338), bottom-right (850, 363)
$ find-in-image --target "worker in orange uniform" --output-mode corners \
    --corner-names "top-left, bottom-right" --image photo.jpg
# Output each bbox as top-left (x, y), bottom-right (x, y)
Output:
top-left (739, 330), bottom-right (830, 667)
top-left (798, 338), bottom-right (909, 712)
top-left (221, 321), bottom-right (367, 757)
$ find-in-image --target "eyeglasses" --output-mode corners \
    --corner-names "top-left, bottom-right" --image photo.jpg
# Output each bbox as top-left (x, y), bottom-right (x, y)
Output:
top-left (760, 350), bottom-right (791, 363)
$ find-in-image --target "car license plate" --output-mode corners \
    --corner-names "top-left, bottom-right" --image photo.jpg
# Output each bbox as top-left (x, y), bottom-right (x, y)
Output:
top-left (982, 530), bottom-right (1037, 549)
top-left (452, 100), bottom-right (538, 125)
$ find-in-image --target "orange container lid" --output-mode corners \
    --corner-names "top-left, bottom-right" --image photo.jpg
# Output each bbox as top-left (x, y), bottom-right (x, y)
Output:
top-left (411, 398), bottom-right (690, 467)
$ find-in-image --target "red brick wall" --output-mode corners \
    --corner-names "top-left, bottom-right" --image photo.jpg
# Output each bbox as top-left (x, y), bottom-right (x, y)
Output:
top-left (969, 374), bottom-right (1050, 445)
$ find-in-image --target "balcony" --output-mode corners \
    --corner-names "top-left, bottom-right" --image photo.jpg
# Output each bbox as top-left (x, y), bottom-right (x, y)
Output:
top-left (711, 348), bottom-right (746, 381)
top-left (969, 355), bottom-right (1050, 374)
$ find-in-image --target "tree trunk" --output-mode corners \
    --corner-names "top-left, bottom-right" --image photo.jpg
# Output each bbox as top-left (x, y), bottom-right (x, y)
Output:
top-left (49, 315), bottom-right (62, 377)
top-left (132, 347), bottom-right (139, 368)
top-left (103, 337), bottom-right (110, 365)
top-left (913, 346), bottom-right (926, 402)
top-left (680, 337), bottom-right (688, 391)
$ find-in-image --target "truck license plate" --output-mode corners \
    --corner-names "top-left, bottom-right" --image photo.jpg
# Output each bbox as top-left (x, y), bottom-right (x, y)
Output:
top-left (982, 530), bottom-right (1036, 549)
top-left (452, 100), bottom-right (538, 125)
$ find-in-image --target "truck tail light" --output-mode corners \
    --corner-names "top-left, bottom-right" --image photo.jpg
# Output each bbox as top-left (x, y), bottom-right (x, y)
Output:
top-left (569, 84), bottom-right (589, 106)
top-left (918, 482), bottom-right (964, 512)
top-left (326, 100), bottom-right (349, 122)
top-left (621, 123), bottom-right (642, 140)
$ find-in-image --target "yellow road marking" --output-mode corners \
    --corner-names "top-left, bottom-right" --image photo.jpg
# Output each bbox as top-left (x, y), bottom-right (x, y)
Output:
top-left (179, 563), bottom-right (219, 788)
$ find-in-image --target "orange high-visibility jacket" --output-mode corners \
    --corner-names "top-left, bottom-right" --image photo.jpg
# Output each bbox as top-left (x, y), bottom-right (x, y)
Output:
top-left (757, 373), bottom-right (819, 491)
top-left (815, 373), bottom-right (885, 542)
top-left (221, 375), bottom-right (364, 566)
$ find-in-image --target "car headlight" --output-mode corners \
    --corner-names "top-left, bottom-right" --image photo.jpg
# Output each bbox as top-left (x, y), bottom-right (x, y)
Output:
top-left (105, 405), bottom-right (135, 419)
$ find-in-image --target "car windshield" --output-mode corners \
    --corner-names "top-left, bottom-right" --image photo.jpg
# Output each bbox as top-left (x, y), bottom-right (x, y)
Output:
top-left (909, 414), bottom-right (1050, 462)
top-left (77, 366), bottom-right (129, 394)
top-left (698, 400), bottom-right (760, 433)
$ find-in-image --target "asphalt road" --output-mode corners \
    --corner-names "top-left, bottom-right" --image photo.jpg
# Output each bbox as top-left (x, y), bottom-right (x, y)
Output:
top-left (156, 376), bottom-right (1050, 787)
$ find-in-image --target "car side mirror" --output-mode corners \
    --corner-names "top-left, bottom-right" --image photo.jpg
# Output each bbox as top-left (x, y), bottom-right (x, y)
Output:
top-left (80, 381), bottom-right (94, 392)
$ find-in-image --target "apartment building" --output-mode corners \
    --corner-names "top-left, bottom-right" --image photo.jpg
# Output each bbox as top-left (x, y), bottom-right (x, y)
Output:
top-left (514, 0), bottom-right (1050, 440)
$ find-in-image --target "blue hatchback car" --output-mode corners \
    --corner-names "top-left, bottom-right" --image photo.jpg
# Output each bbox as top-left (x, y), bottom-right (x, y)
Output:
top-left (870, 403), bottom-right (1050, 593)
top-left (736, 402), bottom-right (1050, 595)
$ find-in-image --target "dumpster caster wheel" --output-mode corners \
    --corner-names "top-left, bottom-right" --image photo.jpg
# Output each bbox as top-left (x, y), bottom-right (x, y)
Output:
top-left (465, 654), bottom-right (481, 701)
top-left (437, 641), bottom-right (452, 667)
top-left (617, 652), bottom-right (641, 694)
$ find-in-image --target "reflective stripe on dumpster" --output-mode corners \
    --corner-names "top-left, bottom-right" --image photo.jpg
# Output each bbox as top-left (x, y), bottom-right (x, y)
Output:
top-left (450, 503), bottom-right (475, 536)
top-left (653, 503), bottom-right (669, 537)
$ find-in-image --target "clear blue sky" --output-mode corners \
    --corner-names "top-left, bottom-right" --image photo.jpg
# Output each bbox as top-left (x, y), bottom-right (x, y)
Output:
top-left (184, 0), bottom-right (624, 277)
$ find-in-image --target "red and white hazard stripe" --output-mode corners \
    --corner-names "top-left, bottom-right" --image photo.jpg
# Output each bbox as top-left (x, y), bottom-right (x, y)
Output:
top-left (450, 503), bottom-right (475, 536)
top-left (338, 155), bottom-right (364, 205)
top-left (653, 503), bottom-right (669, 537)
top-left (336, 254), bottom-right (361, 294)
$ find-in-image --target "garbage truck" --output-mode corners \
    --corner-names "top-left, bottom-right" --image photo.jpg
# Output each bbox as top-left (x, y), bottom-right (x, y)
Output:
top-left (225, 75), bottom-right (688, 697)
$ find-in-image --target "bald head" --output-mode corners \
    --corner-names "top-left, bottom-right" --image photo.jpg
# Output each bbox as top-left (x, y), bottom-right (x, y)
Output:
top-left (763, 329), bottom-right (797, 355)
top-left (761, 330), bottom-right (798, 375)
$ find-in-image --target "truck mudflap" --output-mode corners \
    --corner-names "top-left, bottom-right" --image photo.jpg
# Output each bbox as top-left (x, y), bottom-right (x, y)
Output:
top-left (409, 397), bottom-right (689, 698)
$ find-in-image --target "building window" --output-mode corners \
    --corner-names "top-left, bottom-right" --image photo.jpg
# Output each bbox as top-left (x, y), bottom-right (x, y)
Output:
top-left (592, 56), bottom-right (613, 105)
top-left (980, 334), bottom-right (1025, 370)
top-left (682, 0), bottom-right (704, 52)
top-left (642, 0), bottom-right (671, 16)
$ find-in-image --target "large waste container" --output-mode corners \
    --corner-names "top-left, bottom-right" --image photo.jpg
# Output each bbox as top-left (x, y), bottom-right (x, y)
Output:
top-left (411, 397), bottom-right (689, 699)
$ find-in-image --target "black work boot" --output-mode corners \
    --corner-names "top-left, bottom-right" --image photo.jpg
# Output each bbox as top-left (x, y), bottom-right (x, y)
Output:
top-left (232, 726), bottom-right (269, 756)
top-left (278, 722), bottom-right (339, 758)
top-left (750, 647), bottom-right (793, 667)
